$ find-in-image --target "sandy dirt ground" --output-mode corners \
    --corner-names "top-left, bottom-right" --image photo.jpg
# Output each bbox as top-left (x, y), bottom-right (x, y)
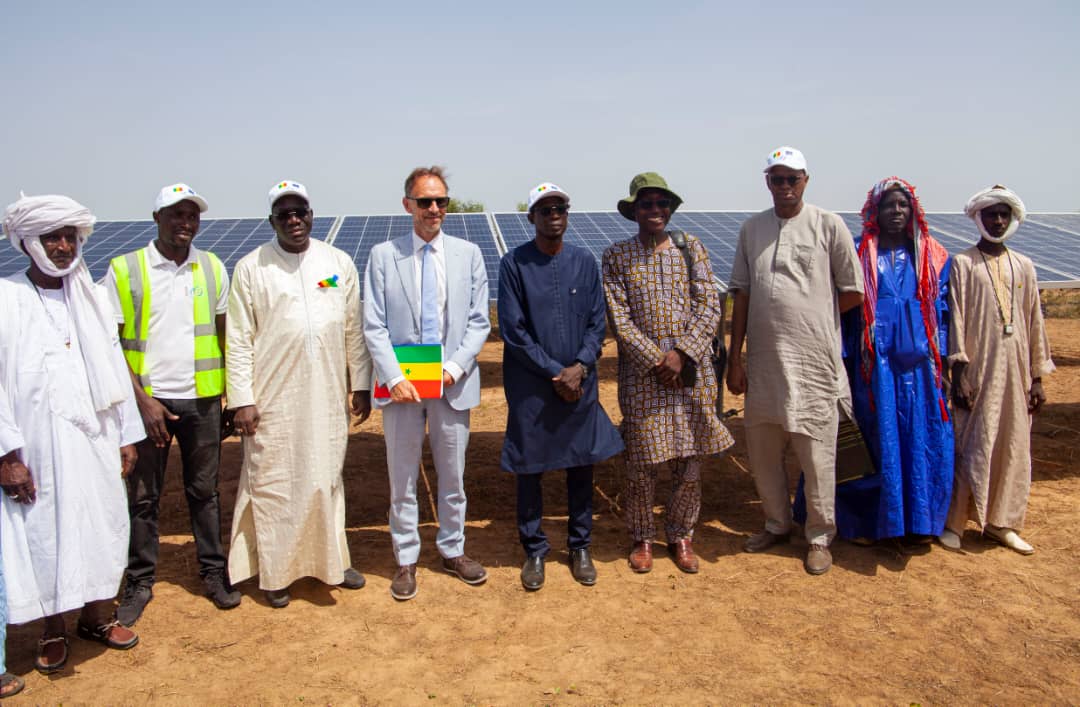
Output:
top-left (5, 315), bottom-right (1080, 705)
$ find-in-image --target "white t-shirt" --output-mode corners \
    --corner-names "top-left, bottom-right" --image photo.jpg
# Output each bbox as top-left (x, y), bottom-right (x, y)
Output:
top-left (103, 242), bottom-right (230, 399)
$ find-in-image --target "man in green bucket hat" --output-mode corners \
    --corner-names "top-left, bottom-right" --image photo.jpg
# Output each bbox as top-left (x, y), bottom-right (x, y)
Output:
top-left (602, 172), bottom-right (734, 574)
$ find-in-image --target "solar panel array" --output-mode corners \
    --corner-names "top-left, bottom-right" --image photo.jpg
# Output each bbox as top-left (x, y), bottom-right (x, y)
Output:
top-left (0, 217), bottom-right (336, 283)
top-left (332, 213), bottom-right (500, 299)
top-left (2, 211), bottom-right (1078, 292)
top-left (496, 211), bottom-right (1080, 290)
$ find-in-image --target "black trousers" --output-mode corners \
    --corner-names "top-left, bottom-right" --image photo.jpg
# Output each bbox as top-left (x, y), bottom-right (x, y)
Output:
top-left (125, 396), bottom-right (227, 584)
top-left (516, 465), bottom-right (594, 558)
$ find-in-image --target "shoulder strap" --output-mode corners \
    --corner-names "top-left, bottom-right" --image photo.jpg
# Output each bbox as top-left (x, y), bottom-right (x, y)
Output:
top-left (668, 230), bottom-right (694, 275)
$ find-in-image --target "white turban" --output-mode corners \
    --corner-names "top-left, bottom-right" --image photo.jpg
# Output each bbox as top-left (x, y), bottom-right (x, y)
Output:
top-left (2, 193), bottom-right (129, 413)
top-left (963, 184), bottom-right (1026, 243)
top-left (3, 193), bottom-right (95, 245)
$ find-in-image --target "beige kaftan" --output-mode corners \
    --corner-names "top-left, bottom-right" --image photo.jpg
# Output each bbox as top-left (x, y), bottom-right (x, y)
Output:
top-left (226, 239), bottom-right (371, 590)
top-left (947, 246), bottom-right (1054, 531)
top-left (729, 204), bottom-right (863, 440)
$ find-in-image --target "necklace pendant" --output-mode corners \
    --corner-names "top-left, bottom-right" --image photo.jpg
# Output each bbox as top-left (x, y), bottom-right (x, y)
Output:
top-left (1003, 324), bottom-right (1014, 336)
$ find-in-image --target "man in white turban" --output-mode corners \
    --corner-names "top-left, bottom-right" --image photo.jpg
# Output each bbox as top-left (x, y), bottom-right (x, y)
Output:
top-left (940, 185), bottom-right (1055, 554)
top-left (0, 194), bottom-right (145, 675)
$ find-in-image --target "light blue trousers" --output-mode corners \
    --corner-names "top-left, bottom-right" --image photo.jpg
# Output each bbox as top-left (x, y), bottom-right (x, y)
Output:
top-left (383, 398), bottom-right (470, 566)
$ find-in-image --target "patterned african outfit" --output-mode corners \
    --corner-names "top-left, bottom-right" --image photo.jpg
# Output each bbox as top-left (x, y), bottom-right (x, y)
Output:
top-left (602, 234), bottom-right (733, 542)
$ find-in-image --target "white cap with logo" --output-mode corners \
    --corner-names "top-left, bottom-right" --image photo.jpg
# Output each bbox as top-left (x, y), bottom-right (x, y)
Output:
top-left (527, 182), bottom-right (570, 212)
top-left (155, 183), bottom-right (208, 213)
top-left (763, 146), bottom-right (808, 173)
top-left (268, 180), bottom-right (310, 208)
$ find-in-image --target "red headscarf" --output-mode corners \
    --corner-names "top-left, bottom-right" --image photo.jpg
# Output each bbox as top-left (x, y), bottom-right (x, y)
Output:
top-left (857, 177), bottom-right (950, 419)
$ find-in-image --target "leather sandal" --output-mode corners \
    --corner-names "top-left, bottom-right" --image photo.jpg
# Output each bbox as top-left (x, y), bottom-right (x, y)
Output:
top-left (0, 672), bottom-right (25, 698)
top-left (35, 635), bottom-right (69, 674)
top-left (76, 619), bottom-right (139, 650)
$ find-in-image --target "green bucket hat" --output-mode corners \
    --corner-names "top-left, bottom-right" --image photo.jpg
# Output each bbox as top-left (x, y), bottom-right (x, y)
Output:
top-left (617, 172), bottom-right (683, 221)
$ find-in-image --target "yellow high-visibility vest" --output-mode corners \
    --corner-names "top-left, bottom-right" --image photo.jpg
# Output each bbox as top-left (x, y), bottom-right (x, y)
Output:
top-left (109, 247), bottom-right (225, 397)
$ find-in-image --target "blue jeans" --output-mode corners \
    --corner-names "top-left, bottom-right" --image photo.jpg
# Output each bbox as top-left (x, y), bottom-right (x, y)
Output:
top-left (516, 465), bottom-right (593, 558)
top-left (125, 396), bottom-right (228, 584)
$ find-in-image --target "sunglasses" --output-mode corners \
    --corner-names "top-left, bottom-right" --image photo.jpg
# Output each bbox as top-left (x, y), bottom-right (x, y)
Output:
top-left (768, 175), bottom-right (803, 187)
top-left (536, 204), bottom-right (569, 217)
top-left (272, 207), bottom-right (311, 223)
top-left (407, 196), bottom-right (450, 209)
top-left (636, 199), bottom-right (672, 211)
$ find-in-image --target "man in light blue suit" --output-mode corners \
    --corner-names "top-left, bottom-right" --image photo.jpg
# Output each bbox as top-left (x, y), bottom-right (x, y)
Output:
top-left (363, 166), bottom-right (491, 601)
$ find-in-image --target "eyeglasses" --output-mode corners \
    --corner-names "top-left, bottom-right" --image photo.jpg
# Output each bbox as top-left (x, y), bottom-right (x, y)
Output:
top-left (272, 207), bottom-right (311, 223)
top-left (536, 204), bottom-right (569, 217)
top-left (407, 196), bottom-right (450, 209)
top-left (768, 175), bottom-right (803, 187)
top-left (636, 199), bottom-right (672, 211)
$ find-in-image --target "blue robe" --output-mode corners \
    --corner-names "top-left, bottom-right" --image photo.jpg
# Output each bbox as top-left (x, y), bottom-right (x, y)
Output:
top-left (832, 244), bottom-right (954, 539)
top-left (498, 241), bottom-right (624, 474)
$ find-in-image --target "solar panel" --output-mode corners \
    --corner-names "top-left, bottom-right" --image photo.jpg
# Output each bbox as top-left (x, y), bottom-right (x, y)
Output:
top-left (0, 216), bottom-right (336, 282)
top-left (1025, 213), bottom-right (1080, 235)
top-left (331, 213), bottom-right (501, 300)
top-left (920, 213), bottom-right (1080, 288)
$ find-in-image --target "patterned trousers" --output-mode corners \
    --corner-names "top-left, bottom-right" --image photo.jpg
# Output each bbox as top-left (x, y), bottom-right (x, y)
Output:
top-left (624, 456), bottom-right (702, 543)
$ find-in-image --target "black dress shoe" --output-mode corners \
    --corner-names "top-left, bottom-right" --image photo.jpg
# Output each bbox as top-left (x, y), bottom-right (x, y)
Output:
top-left (340, 567), bottom-right (366, 590)
top-left (570, 548), bottom-right (597, 586)
top-left (264, 588), bottom-right (290, 608)
top-left (520, 555), bottom-right (545, 591)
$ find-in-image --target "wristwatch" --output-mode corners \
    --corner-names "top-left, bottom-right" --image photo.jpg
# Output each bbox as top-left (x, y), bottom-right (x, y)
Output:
top-left (575, 360), bottom-right (590, 376)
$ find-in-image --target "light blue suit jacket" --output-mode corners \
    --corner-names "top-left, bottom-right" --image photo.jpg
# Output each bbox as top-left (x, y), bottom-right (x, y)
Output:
top-left (363, 233), bottom-right (490, 411)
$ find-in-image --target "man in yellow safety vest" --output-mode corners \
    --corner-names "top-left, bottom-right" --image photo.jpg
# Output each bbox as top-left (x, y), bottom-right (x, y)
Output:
top-left (104, 183), bottom-right (240, 625)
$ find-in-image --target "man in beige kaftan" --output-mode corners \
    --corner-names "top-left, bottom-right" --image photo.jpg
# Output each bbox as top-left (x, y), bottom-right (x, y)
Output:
top-left (226, 181), bottom-right (372, 607)
top-left (728, 147), bottom-right (863, 576)
top-left (942, 185), bottom-right (1054, 555)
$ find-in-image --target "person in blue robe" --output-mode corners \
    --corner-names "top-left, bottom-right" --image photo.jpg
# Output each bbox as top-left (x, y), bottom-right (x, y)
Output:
top-left (797, 177), bottom-right (953, 545)
top-left (498, 183), bottom-right (623, 590)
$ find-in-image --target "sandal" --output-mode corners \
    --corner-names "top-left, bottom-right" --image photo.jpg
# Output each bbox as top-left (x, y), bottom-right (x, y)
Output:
top-left (76, 619), bottom-right (139, 650)
top-left (35, 635), bottom-right (69, 674)
top-left (0, 672), bottom-right (25, 699)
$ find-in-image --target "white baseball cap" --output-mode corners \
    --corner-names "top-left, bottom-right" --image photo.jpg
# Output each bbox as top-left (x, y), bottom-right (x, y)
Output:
top-left (527, 182), bottom-right (570, 211)
top-left (763, 146), bottom-right (808, 173)
top-left (154, 183), bottom-right (208, 213)
top-left (268, 180), bottom-right (310, 208)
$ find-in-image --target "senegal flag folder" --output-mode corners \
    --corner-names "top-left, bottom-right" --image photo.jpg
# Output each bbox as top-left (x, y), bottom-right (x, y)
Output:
top-left (373, 344), bottom-right (443, 399)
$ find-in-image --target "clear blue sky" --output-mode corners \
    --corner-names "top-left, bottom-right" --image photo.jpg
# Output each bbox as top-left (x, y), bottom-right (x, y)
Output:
top-left (2, 0), bottom-right (1077, 219)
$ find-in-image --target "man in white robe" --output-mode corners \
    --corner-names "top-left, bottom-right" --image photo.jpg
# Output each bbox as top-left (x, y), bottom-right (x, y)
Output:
top-left (226, 180), bottom-right (372, 608)
top-left (941, 185), bottom-right (1054, 555)
top-left (1, 194), bottom-right (144, 674)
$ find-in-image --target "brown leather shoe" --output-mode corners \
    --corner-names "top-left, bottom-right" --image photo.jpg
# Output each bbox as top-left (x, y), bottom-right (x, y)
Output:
top-left (805, 543), bottom-right (832, 575)
top-left (743, 529), bottom-right (791, 554)
top-left (668, 538), bottom-right (699, 574)
top-left (76, 620), bottom-right (139, 650)
top-left (442, 555), bottom-right (488, 585)
top-left (390, 564), bottom-right (417, 601)
top-left (628, 541), bottom-right (653, 573)
top-left (35, 635), bottom-right (68, 674)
